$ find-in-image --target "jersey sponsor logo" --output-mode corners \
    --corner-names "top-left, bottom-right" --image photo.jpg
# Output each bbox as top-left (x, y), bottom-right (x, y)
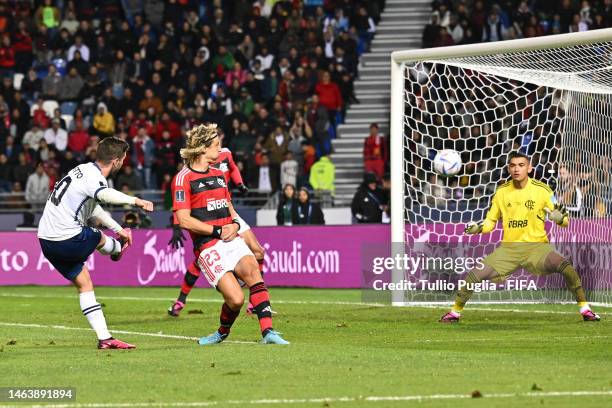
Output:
top-left (508, 219), bottom-right (528, 228)
top-left (207, 198), bottom-right (228, 211)
top-left (175, 190), bottom-right (185, 202)
top-left (525, 200), bottom-right (535, 210)
top-left (198, 182), bottom-right (205, 188)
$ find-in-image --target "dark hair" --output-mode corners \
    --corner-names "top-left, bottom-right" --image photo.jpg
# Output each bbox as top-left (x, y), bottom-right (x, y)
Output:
top-left (97, 137), bottom-right (129, 163)
top-left (507, 151), bottom-right (530, 163)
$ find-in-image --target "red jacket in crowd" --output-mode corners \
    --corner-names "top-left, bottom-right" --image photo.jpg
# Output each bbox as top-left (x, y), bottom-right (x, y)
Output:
top-left (315, 81), bottom-right (343, 111)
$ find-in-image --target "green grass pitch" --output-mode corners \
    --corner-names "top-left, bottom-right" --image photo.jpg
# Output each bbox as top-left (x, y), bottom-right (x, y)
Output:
top-left (0, 286), bottom-right (611, 408)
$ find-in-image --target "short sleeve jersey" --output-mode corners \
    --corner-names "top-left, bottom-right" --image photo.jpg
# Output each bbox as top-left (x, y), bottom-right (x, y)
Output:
top-left (172, 165), bottom-right (233, 251)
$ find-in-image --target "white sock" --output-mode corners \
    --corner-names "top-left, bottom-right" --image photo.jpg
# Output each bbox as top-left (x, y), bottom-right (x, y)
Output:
top-left (98, 237), bottom-right (121, 255)
top-left (79, 291), bottom-right (112, 340)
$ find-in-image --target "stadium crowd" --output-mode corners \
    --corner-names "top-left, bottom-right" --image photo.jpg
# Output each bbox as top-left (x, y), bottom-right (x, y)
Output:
top-left (0, 0), bottom-right (384, 213)
top-left (423, 0), bottom-right (612, 47)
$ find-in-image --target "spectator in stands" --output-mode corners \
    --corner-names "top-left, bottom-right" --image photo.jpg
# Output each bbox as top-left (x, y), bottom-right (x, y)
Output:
top-left (35, 0), bottom-right (61, 32)
top-left (58, 67), bottom-right (83, 104)
top-left (42, 64), bottom-right (61, 99)
top-left (255, 153), bottom-right (274, 193)
top-left (43, 118), bottom-right (68, 152)
top-left (67, 121), bottom-right (89, 157)
top-left (12, 152), bottom-right (32, 188)
top-left (363, 123), bottom-right (387, 180)
top-left (25, 162), bottom-right (49, 211)
top-left (315, 70), bottom-right (343, 132)
top-left (423, 12), bottom-right (441, 48)
top-left (351, 172), bottom-right (386, 224)
top-left (309, 153), bottom-right (335, 196)
top-left (132, 127), bottom-right (155, 189)
top-left (295, 187), bottom-right (325, 225)
top-left (6, 182), bottom-right (28, 210)
top-left (0, 153), bottom-right (11, 191)
top-left (116, 165), bottom-right (143, 192)
top-left (92, 102), bottom-right (115, 138)
top-left (280, 151), bottom-right (298, 188)
top-left (276, 183), bottom-right (297, 226)
top-left (263, 126), bottom-right (290, 191)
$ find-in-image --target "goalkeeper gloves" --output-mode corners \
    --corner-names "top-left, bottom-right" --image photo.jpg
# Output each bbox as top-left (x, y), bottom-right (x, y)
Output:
top-left (168, 224), bottom-right (185, 249)
top-left (546, 204), bottom-right (568, 225)
top-left (464, 221), bottom-right (483, 235)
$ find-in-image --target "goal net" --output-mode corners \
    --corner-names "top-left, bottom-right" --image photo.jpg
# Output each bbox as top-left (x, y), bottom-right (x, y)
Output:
top-left (390, 29), bottom-right (612, 307)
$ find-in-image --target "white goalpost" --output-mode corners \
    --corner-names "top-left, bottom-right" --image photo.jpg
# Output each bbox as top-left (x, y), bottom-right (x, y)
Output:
top-left (390, 29), bottom-right (612, 307)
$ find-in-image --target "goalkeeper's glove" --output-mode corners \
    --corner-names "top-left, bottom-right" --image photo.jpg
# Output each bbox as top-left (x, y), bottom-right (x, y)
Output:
top-left (464, 221), bottom-right (483, 235)
top-left (168, 224), bottom-right (185, 249)
top-left (237, 184), bottom-right (249, 195)
top-left (546, 204), bottom-right (568, 225)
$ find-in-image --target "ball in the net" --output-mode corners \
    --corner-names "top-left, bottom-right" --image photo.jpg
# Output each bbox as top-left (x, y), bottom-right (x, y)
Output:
top-left (433, 149), bottom-right (462, 176)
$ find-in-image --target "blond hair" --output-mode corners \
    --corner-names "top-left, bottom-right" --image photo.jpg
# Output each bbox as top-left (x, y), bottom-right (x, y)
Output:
top-left (180, 123), bottom-right (218, 165)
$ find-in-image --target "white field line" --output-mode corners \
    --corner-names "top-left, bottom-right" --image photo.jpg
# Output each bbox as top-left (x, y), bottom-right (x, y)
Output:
top-left (0, 390), bottom-right (611, 408)
top-left (0, 322), bottom-right (256, 345)
top-left (1, 292), bottom-right (612, 316)
top-left (1, 321), bottom-right (610, 345)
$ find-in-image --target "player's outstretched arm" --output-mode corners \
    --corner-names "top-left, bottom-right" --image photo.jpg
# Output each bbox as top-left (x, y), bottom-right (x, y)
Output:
top-left (90, 205), bottom-right (133, 246)
top-left (96, 188), bottom-right (154, 212)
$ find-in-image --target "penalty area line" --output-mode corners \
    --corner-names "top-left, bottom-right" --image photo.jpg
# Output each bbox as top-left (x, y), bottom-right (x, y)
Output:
top-left (0, 322), bottom-right (256, 345)
top-left (0, 390), bottom-right (611, 407)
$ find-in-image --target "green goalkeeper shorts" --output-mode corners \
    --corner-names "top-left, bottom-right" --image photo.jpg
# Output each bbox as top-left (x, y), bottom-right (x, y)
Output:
top-left (481, 242), bottom-right (558, 279)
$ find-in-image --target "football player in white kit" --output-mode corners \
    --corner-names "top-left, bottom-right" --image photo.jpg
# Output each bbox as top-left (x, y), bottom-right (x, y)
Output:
top-left (38, 137), bottom-right (154, 349)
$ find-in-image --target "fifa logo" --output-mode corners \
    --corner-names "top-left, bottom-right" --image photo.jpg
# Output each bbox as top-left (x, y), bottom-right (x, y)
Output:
top-left (525, 200), bottom-right (535, 210)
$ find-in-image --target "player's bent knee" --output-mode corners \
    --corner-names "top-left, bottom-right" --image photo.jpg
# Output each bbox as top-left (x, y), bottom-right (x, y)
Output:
top-left (226, 292), bottom-right (244, 310)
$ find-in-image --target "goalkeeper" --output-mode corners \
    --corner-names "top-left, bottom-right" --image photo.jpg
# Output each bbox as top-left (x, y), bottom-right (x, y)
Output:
top-left (440, 152), bottom-right (600, 323)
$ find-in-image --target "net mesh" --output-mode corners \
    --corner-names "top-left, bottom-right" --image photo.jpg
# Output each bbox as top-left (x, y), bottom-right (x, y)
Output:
top-left (401, 40), bottom-right (612, 306)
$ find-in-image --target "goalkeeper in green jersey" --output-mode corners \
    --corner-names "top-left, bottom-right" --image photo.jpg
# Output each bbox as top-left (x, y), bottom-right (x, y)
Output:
top-left (440, 151), bottom-right (600, 323)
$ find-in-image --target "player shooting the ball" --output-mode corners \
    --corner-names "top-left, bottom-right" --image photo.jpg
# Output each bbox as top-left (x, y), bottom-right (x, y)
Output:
top-left (172, 123), bottom-right (289, 345)
top-left (440, 151), bottom-right (600, 323)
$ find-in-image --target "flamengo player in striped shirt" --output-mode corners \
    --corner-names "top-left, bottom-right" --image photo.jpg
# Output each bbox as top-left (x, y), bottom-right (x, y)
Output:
top-left (167, 147), bottom-right (269, 317)
top-left (172, 123), bottom-right (289, 345)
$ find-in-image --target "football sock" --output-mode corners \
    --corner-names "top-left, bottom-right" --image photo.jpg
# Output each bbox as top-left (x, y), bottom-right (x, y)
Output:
top-left (79, 291), bottom-right (111, 340)
top-left (98, 237), bottom-right (121, 255)
top-left (558, 259), bottom-right (587, 304)
top-left (178, 270), bottom-right (199, 303)
top-left (218, 303), bottom-right (240, 335)
top-left (249, 281), bottom-right (273, 336)
top-left (453, 270), bottom-right (480, 310)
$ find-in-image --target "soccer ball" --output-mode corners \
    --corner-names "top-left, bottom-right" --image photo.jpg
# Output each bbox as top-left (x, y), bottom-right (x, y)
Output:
top-left (433, 149), bottom-right (462, 176)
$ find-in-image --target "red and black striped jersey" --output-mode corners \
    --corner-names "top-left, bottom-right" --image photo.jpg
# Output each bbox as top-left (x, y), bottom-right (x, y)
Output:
top-left (211, 148), bottom-right (244, 186)
top-left (172, 165), bottom-right (232, 250)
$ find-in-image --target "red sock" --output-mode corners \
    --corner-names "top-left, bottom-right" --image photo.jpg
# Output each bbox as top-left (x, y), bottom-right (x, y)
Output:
top-left (218, 303), bottom-right (240, 335)
top-left (249, 281), bottom-right (273, 335)
top-left (178, 262), bottom-right (200, 303)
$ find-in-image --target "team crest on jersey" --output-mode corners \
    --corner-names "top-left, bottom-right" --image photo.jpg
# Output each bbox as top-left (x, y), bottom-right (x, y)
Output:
top-left (217, 178), bottom-right (226, 188)
top-left (218, 162), bottom-right (229, 172)
top-left (525, 200), bottom-right (535, 210)
top-left (215, 264), bottom-right (223, 274)
top-left (175, 190), bottom-right (185, 202)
